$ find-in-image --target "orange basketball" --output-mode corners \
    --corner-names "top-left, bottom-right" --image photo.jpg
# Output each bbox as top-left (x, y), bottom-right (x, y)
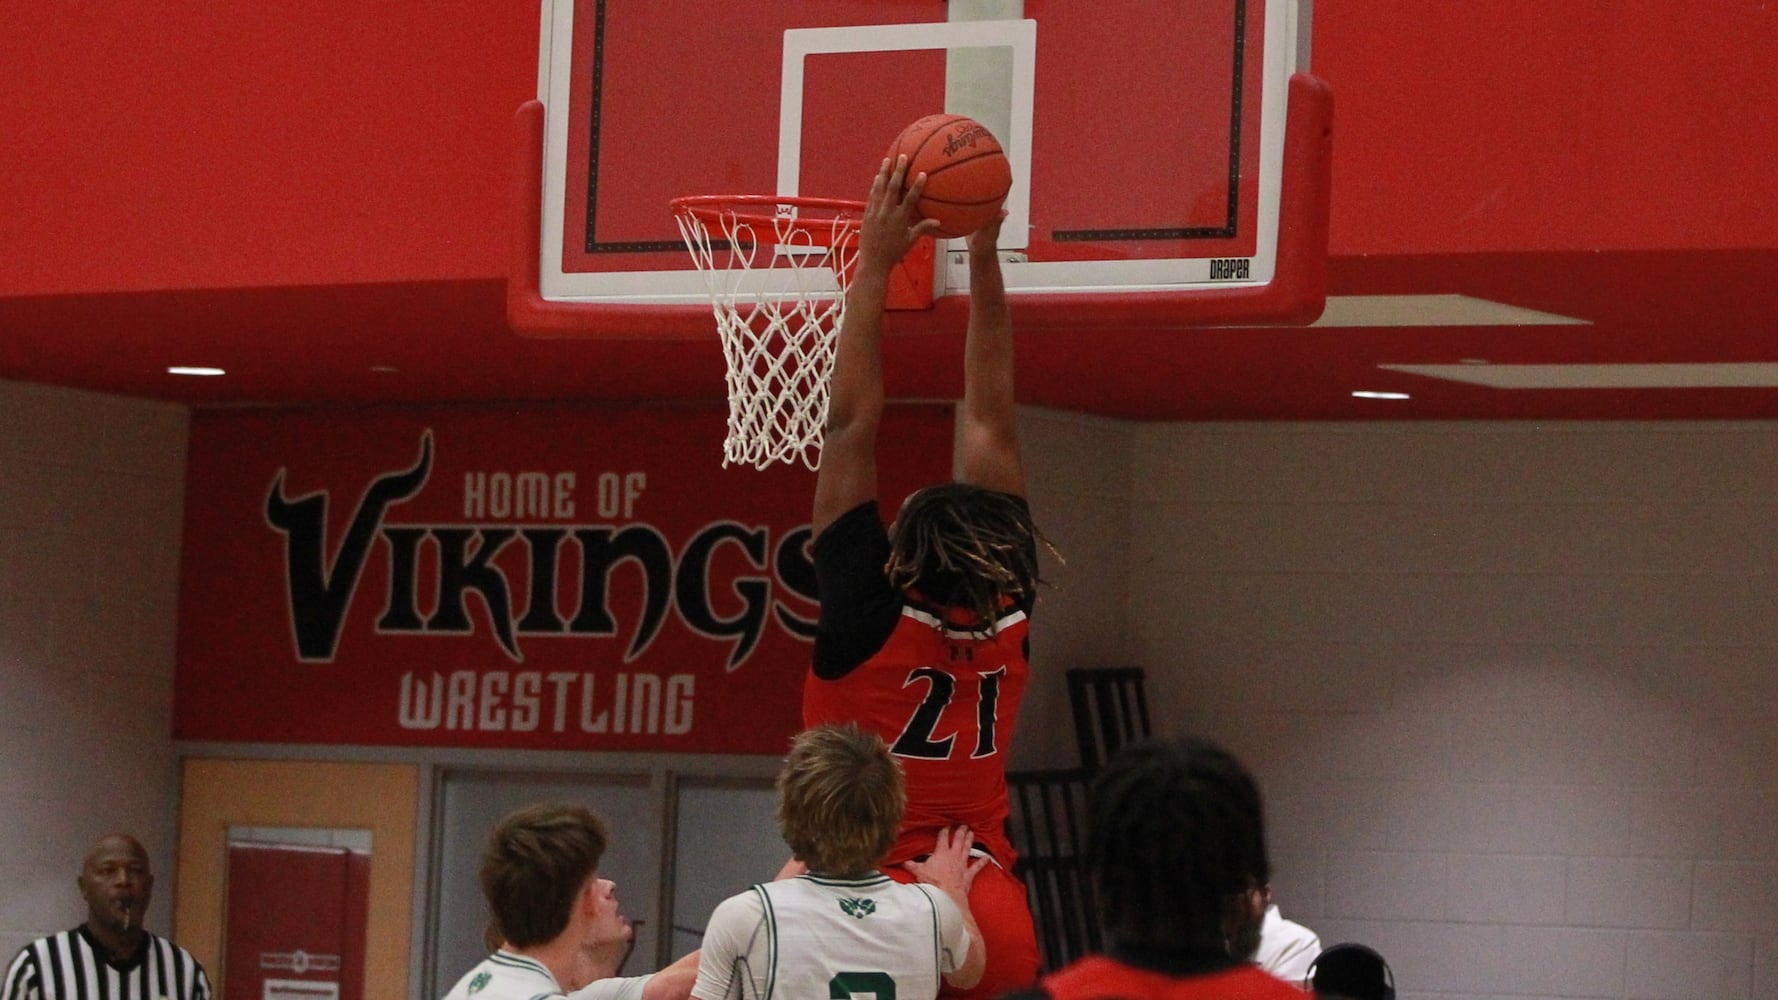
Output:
top-left (885, 113), bottom-right (1011, 238)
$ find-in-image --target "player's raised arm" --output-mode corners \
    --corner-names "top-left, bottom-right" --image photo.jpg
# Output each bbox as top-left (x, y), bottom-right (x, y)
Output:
top-left (956, 212), bottom-right (1025, 498)
top-left (639, 949), bottom-right (700, 1000)
top-left (812, 156), bottom-right (942, 538)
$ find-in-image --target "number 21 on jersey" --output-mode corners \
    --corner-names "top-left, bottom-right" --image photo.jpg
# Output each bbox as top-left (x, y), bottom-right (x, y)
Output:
top-left (890, 665), bottom-right (1005, 760)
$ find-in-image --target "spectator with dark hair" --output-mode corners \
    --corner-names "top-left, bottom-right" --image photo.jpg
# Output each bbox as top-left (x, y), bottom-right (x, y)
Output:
top-left (441, 802), bottom-right (697, 1000)
top-left (1009, 737), bottom-right (1307, 999)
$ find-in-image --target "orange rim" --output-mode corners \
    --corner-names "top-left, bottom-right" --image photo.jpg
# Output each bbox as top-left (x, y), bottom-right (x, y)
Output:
top-left (671, 194), bottom-right (866, 242)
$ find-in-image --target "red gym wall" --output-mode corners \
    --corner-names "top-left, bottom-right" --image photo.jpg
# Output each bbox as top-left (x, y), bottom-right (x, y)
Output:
top-left (3, 1), bottom-right (1774, 302)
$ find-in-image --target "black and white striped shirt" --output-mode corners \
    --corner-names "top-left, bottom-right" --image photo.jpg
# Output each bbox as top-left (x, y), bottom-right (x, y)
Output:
top-left (2, 927), bottom-right (211, 1000)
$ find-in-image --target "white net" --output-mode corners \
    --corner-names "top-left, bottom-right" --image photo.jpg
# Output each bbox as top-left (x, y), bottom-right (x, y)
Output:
top-left (672, 196), bottom-right (864, 470)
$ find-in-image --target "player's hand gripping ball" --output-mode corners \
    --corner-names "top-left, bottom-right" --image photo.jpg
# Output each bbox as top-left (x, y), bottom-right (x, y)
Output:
top-left (884, 113), bottom-right (1012, 238)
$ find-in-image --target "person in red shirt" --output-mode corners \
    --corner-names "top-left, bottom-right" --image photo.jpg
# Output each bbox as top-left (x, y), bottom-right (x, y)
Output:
top-left (1010, 737), bottom-right (1308, 1000)
top-left (802, 154), bottom-right (1047, 1000)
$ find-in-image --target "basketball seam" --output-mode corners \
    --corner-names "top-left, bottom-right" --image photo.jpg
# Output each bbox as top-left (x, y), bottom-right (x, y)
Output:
top-left (918, 159), bottom-right (1002, 179)
top-left (916, 194), bottom-right (1006, 208)
top-left (901, 115), bottom-right (964, 176)
top-left (893, 114), bottom-right (1009, 236)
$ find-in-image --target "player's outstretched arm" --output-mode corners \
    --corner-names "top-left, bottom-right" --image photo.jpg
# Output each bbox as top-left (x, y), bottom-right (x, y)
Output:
top-left (812, 156), bottom-right (942, 538)
top-left (901, 826), bottom-right (989, 990)
top-left (639, 950), bottom-right (699, 1000)
top-left (957, 212), bottom-right (1024, 498)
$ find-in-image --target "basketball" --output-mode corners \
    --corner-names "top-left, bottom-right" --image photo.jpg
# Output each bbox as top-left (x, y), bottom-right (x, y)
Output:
top-left (885, 113), bottom-right (1011, 238)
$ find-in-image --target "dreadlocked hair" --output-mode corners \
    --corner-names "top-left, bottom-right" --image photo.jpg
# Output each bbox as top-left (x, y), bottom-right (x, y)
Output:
top-left (884, 483), bottom-right (1054, 630)
top-left (1085, 737), bottom-right (1270, 949)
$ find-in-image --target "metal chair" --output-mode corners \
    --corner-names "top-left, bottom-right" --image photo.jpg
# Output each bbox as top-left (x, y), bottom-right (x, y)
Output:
top-left (1066, 667), bottom-right (1152, 771)
top-left (1005, 667), bottom-right (1153, 970)
top-left (1006, 768), bottom-right (1099, 971)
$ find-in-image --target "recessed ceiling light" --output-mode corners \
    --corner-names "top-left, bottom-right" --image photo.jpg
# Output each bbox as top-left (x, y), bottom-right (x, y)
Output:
top-left (1352, 390), bottom-right (1410, 400)
top-left (167, 366), bottom-right (226, 376)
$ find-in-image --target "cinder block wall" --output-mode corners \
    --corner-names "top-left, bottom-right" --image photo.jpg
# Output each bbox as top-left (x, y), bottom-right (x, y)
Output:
top-left (1119, 422), bottom-right (1778, 1000)
top-left (1011, 407), bottom-right (1139, 771)
top-left (0, 381), bottom-right (188, 955)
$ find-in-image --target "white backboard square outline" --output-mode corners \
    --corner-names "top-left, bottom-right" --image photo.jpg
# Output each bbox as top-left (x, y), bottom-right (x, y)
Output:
top-left (535, 1), bottom-right (1302, 305)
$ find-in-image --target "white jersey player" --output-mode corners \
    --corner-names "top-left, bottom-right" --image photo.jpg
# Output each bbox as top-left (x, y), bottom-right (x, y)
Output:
top-left (691, 724), bottom-right (985, 1000)
top-left (438, 802), bottom-right (697, 1000)
top-left (693, 871), bottom-right (971, 1000)
top-left (441, 950), bottom-right (655, 1000)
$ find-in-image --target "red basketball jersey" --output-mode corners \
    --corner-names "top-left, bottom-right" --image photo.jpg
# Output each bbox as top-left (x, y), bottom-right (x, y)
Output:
top-left (803, 600), bottom-right (1030, 867)
top-left (1042, 957), bottom-right (1309, 1000)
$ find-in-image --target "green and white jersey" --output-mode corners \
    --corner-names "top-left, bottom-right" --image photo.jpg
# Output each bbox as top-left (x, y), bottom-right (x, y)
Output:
top-left (690, 873), bottom-right (970, 1000)
top-left (440, 951), bottom-right (651, 1000)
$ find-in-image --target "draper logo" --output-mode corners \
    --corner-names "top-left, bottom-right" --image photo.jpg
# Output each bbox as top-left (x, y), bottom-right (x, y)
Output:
top-left (1209, 258), bottom-right (1251, 280)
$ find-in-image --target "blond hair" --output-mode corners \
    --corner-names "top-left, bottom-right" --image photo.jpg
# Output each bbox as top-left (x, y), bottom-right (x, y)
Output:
top-left (777, 723), bottom-right (906, 876)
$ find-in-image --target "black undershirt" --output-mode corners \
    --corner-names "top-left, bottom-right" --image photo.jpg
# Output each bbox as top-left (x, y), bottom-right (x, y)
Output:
top-left (810, 501), bottom-right (903, 680)
top-left (810, 498), bottom-right (1035, 680)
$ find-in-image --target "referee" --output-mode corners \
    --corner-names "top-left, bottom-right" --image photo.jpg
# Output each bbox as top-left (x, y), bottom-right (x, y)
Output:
top-left (2, 833), bottom-right (211, 1000)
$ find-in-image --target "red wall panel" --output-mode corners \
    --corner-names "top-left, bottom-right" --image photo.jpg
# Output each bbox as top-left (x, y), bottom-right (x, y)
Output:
top-left (1316, 0), bottom-right (1778, 254)
top-left (0, 2), bottom-right (535, 296)
top-left (2, 1), bottom-right (1772, 298)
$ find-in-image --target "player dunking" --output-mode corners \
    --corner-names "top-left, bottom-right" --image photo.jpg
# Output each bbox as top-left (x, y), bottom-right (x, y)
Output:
top-left (802, 154), bottom-right (1046, 1000)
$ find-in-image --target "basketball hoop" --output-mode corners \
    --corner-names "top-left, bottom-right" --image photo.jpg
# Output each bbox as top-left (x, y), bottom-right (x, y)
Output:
top-left (672, 194), bottom-right (866, 470)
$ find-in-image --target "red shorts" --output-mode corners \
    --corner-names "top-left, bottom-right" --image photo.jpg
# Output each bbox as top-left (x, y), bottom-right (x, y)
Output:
top-left (886, 855), bottom-right (1040, 1000)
